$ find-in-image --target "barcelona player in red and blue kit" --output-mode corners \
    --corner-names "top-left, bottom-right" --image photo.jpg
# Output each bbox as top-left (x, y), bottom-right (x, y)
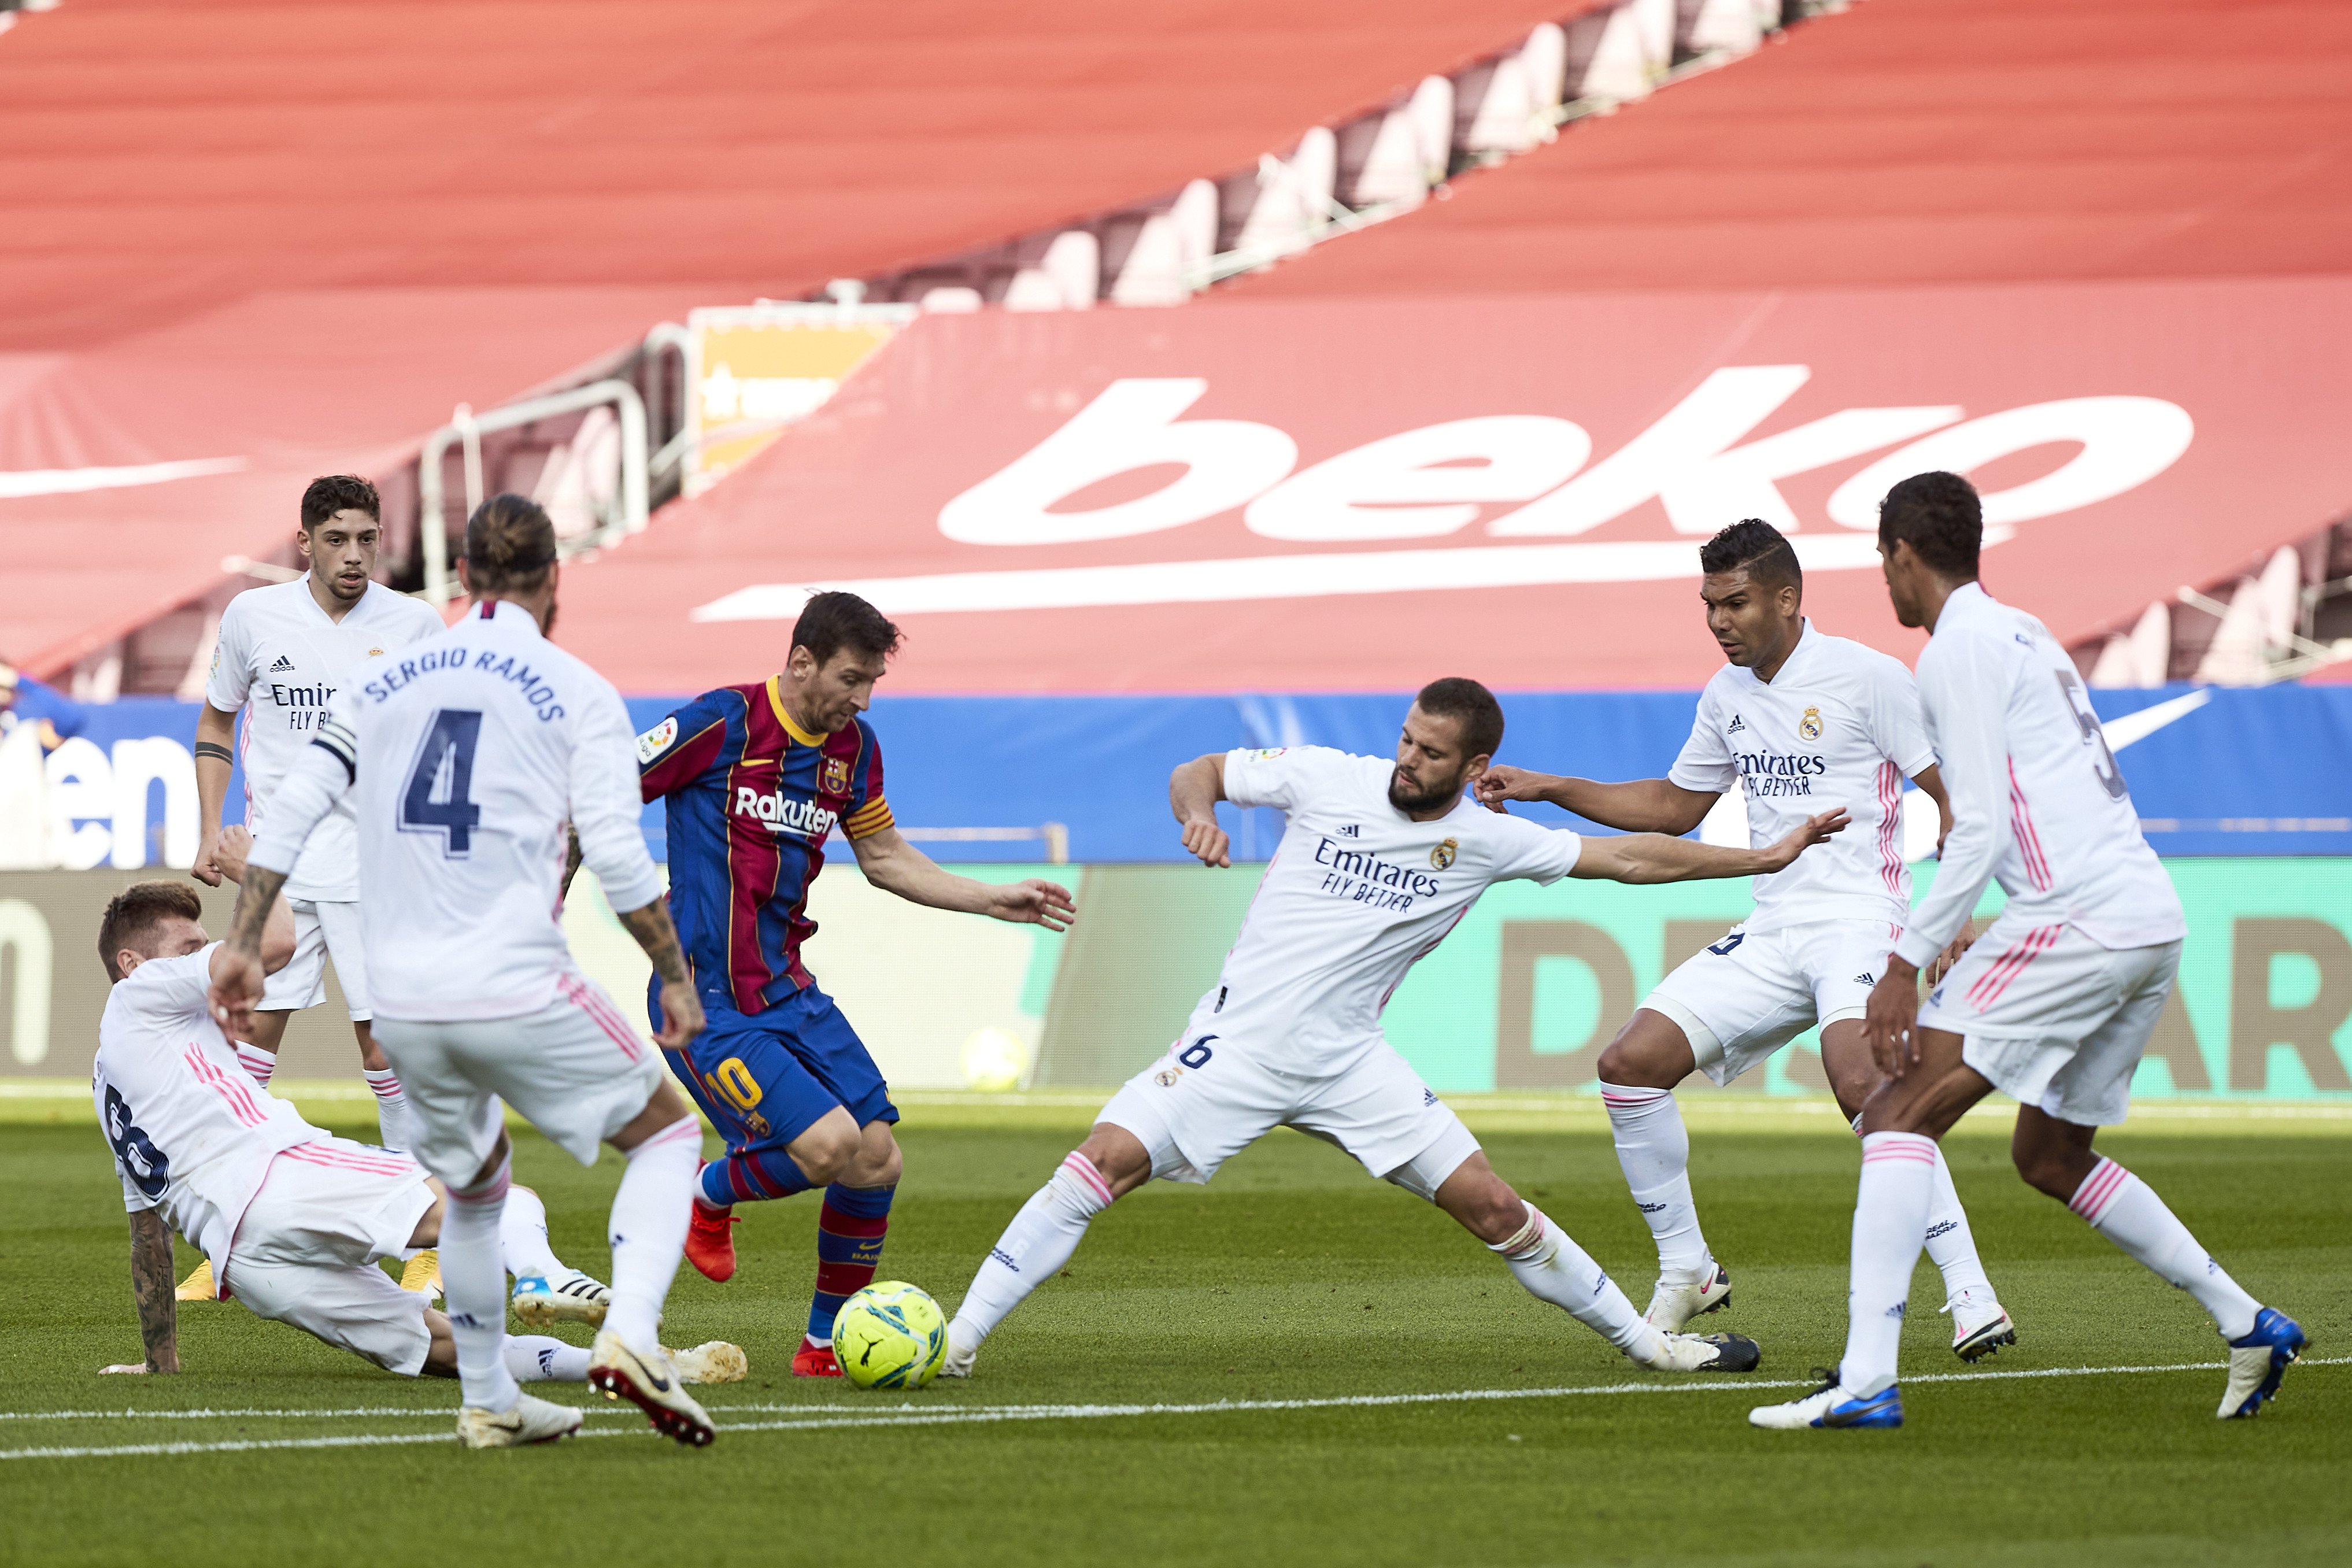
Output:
top-left (636, 593), bottom-right (1076, 1377)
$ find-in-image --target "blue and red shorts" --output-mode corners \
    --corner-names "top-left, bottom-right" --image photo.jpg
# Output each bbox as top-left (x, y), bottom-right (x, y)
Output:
top-left (654, 983), bottom-right (898, 1162)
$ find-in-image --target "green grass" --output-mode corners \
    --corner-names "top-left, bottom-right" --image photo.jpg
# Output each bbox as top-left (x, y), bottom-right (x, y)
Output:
top-left (2, 1100), bottom-right (2347, 1566)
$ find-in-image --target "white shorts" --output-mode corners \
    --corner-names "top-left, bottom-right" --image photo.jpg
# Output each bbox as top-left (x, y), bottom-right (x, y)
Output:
top-left (1097, 1031), bottom-right (1480, 1200)
top-left (373, 974), bottom-right (664, 1182)
top-left (259, 898), bottom-right (371, 1020)
top-left (222, 1138), bottom-right (437, 1375)
top-left (1919, 916), bottom-right (2182, 1128)
top-left (1644, 918), bottom-right (1904, 1086)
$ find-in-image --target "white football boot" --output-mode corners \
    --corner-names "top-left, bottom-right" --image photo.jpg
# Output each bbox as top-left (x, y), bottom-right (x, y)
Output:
top-left (1946, 1288), bottom-right (2017, 1362)
top-left (1630, 1330), bottom-right (1762, 1373)
top-left (589, 1330), bottom-right (716, 1447)
top-left (937, 1319), bottom-right (979, 1380)
top-left (512, 1270), bottom-right (612, 1329)
top-left (456, 1392), bottom-right (583, 1448)
top-left (1643, 1261), bottom-right (1732, 1332)
top-left (669, 1341), bottom-right (749, 1384)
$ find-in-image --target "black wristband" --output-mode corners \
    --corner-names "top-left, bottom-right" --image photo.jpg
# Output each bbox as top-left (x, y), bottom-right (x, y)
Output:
top-left (194, 741), bottom-right (235, 765)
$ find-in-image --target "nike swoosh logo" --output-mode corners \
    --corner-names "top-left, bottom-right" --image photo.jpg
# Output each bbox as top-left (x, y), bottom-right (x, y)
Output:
top-left (2098, 688), bottom-right (2211, 752)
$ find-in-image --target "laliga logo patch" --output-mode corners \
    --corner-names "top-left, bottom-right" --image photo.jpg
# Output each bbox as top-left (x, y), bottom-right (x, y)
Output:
top-left (1249, 747), bottom-right (1288, 759)
top-left (1429, 836), bottom-right (1458, 871)
top-left (636, 716), bottom-right (678, 764)
top-left (822, 755), bottom-right (852, 794)
top-left (1798, 706), bottom-right (1824, 741)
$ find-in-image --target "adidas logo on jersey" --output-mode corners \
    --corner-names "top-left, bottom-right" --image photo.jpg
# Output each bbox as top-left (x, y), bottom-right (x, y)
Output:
top-left (1337, 823), bottom-right (1360, 837)
top-left (1726, 714), bottom-right (1745, 734)
top-left (268, 654), bottom-right (297, 672)
top-left (1854, 972), bottom-right (1876, 985)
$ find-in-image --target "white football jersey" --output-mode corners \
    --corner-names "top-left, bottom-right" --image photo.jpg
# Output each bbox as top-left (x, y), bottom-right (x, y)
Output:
top-left (205, 576), bottom-right (444, 901)
top-left (1198, 746), bottom-right (1583, 1075)
top-left (93, 945), bottom-right (324, 1285)
top-left (249, 599), bottom-right (664, 1022)
top-left (1668, 622), bottom-right (1935, 931)
top-left (1894, 584), bottom-right (2183, 968)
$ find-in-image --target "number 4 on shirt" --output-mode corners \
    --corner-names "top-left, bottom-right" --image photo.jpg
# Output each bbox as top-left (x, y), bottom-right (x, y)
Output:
top-left (401, 708), bottom-right (484, 856)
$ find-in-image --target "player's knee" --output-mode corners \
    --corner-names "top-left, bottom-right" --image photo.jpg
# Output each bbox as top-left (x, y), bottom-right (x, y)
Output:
top-left (794, 1131), bottom-right (857, 1186)
top-left (2009, 1139), bottom-right (2079, 1201)
top-left (849, 1124), bottom-right (903, 1188)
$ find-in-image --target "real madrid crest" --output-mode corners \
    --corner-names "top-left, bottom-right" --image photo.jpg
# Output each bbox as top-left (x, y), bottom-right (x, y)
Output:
top-left (822, 755), bottom-right (852, 794)
top-left (1798, 705), bottom-right (1824, 742)
top-left (1430, 836), bottom-right (1458, 871)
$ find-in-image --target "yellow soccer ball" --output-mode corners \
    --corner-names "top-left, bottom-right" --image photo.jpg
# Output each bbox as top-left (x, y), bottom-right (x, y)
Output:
top-left (834, 1281), bottom-right (948, 1389)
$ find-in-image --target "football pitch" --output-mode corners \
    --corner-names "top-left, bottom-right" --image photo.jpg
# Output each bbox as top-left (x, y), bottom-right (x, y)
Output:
top-left (3, 1092), bottom-right (2347, 1567)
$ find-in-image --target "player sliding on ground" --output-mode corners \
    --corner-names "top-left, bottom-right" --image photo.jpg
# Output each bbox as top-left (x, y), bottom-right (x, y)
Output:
top-left (92, 877), bottom-right (745, 1390)
top-left (632, 590), bottom-right (1075, 1378)
top-left (1751, 473), bottom-right (2307, 1432)
top-left (945, 678), bottom-right (1847, 1380)
top-left (1477, 519), bottom-right (2013, 1358)
top-left (216, 495), bottom-right (719, 1449)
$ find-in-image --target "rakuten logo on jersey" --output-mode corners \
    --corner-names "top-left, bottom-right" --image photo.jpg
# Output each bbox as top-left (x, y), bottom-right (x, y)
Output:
top-left (733, 786), bottom-right (837, 840)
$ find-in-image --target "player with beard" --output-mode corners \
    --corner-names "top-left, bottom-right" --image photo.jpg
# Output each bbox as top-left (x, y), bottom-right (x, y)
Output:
top-left (1478, 519), bottom-right (2013, 1360)
top-left (942, 678), bottom-right (1848, 1380)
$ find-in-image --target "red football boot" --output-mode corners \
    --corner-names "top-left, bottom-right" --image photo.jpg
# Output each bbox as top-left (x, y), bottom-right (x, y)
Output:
top-left (684, 1199), bottom-right (739, 1283)
top-left (792, 1338), bottom-right (842, 1378)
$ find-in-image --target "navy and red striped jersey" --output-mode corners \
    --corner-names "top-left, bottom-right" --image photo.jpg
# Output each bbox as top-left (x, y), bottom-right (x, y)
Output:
top-left (637, 677), bottom-right (893, 1016)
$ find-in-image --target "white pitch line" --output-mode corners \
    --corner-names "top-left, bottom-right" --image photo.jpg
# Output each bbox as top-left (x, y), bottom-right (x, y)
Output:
top-left (3, 1356), bottom-right (2339, 1460)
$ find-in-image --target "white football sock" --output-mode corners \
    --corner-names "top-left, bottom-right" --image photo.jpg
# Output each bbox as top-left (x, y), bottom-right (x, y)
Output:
top-left (950, 1152), bottom-right (1112, 1351)
top-left (2069, 1157), bottom-right (2259, 1340)
top-left (442, 1163), bottom-right (519, 1413)
top-left (1852, 1112), bottom-right (1992, 1304)
top-left (500, 1185), bottom-right (567, 1281)
top-left (1602, 1085), bottom-right (1710, 1282)
top-left (234, 1043), bottom-right (275, 1091)
top-left (605, 1117), bottom-right (700, 1349)
top-left (1838, 1132), bottom-right (1937, 1397)
top-left (505, 1334), bottom-right (591, 1383)
top-left (1489, 1204), bottom-right (1660, 1361)
top-left (363, 1067), bottom-right (415, 1153)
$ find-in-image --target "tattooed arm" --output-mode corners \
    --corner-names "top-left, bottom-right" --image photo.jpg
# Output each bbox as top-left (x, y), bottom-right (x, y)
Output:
top-left (561, 824), bottom-right (585, 902)
top-left (616, 897), bottom-right (703, 1049)
top-left (101, 1210), bottom-right (181, 1374)
top-left (208, 864), bottom-right (290, 1036)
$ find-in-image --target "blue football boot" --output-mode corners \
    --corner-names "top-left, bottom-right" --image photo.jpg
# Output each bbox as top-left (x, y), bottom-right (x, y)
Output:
top-left (1750, 1369), bottom-right (1904, 1429)
top-left (2219, 1308), bottom-right (2306, 1419)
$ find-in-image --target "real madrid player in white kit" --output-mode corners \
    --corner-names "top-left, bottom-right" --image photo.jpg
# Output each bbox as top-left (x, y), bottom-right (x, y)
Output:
top-left (217, 495), bottom-right (719, 1450)
top-left (1752, 473), bottom-right (2306, 1432)
top-left (193, 476), bottom-right (444, 1157)
top-left (944, 678), bottom-right (1849, 1380)
top-left (1480, 520), bottom-right (2011, 1359)
top-left (90, 872), bottom-right (744, 1389)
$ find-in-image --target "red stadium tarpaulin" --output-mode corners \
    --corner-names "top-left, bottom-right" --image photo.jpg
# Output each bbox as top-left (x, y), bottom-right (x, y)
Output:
top-left (553, 276), bottom-right (2352, 692)
top-left (0, 0), bottom-right (1588, 676)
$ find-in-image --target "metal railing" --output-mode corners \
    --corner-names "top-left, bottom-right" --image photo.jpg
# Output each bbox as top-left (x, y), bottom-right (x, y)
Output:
top-left (418, 379), bottom-right (649, 605)
top-left (897, 823), bottom-right (1070, 864)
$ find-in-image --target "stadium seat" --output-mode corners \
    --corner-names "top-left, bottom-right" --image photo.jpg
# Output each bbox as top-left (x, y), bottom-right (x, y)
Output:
top-left (1566, 2), bottom-right (1657, 102)
top-left (1110, 179), bottom-right (1221, 306)
top-left (1678, 0), bottom-right (1766, 59)
top-left (1342, 107), bottom-right (1431, 209)
top-left (1462, 55), bottom-right (1539, 156)
top-left (1004, 231), bottom-right (1100, 312)
top-left (2089, 601), bottom-right (2171, 687)
top-left (1234, 128), bottom-right (1339, 260)
top-left (1407, 75), bottom-right (1455, 184)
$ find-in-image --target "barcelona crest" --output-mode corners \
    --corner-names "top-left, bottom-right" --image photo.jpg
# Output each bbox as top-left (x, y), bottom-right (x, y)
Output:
top-left (822, 755), bottom-right (852, 794)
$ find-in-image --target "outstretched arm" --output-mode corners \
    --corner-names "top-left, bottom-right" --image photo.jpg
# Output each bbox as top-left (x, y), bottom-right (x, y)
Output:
top-left (1477, 769), bottom-right (1719, 835)
top-left (101, 1210), bottom-right (180, 1374)
top-left (1169, 753), bottom-right (1230, 867)
top-left (1570, 808), bottom-right (1848, 884)
top-left (848, 827), bottom-right (1075, 931)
